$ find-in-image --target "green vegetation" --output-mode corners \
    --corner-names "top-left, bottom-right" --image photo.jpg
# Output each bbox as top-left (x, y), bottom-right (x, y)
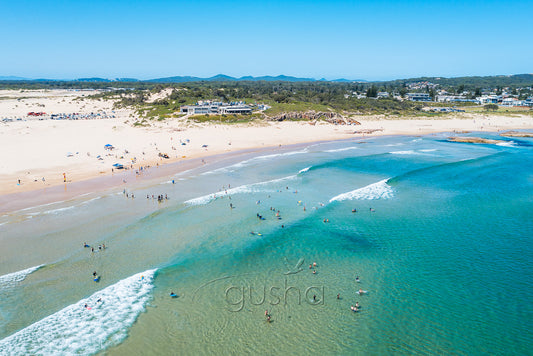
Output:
top-left (188, 113), bottom-right (262, 124)
top-left (1, 75), bottom-right (531, 124)
top-left (484, 104), bottom-right (499, 111)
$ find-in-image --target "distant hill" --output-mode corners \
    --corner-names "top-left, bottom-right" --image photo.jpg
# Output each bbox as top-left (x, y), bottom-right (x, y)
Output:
top-left (383, 74), bottom-right (533, 88)
top-left (0, 76), bottom-right (30, 81)
top-left (147, 74), bottom-right (364, 83)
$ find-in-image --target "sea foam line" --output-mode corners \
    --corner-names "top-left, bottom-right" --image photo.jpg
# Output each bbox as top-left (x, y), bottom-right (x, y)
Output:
top-left (324, 147), bottom-right (359, 153)
top-left (0, 269), bottom-right (157, 355)
top-left (201, 149), bottom-right (308, 175)
top-left (329, 179), bottom-right (393, 202)
top-left (185, 174), bottom-right (298, 206)
top-left (0, 265), bottom-right (44, 289)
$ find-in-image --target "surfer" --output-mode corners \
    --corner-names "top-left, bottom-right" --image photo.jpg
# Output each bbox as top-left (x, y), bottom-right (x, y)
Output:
top-left (170, 292), bottom-right (177, 298)
top-left (352, 208), bottom-right (357, 213)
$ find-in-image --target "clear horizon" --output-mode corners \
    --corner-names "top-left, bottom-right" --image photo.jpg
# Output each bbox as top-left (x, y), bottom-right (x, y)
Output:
top-left (2, 0), bottom-right (532, 81)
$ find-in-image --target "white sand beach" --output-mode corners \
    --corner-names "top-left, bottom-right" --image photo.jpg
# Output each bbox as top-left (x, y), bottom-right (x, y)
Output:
top-left (1, 89), bottom-right (532, 201)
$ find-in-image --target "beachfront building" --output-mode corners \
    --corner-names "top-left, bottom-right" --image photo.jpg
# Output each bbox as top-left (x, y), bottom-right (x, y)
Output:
top-left (407, 93), bottom-right (431, 101)
top-left (435, 95), bottom-right (479, 104)
top-left (180, 101), bottom-right (252, 115)
top-left (477, 95), bottom-right (500, 104)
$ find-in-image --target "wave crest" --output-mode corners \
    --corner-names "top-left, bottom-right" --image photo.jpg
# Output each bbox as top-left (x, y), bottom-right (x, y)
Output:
top-left (185, 175), bottom-right (298, 206)
top-left (329, 179), bottom-right (393, 202)
top-left (0, 269), bottom-right (157, 355)
top-left (0, 265), bottom-right (44, 290)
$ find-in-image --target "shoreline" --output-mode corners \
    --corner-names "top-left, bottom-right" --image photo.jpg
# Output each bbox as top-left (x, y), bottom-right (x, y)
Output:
top-left (1, 89), bottom-right (532, 211)
top-left (0, 139), bottom-right (349, 214)
top-left (2, 121), bottom-right (532, 214)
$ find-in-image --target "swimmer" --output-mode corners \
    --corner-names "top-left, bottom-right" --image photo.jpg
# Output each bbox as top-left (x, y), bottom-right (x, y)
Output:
top-left (97, 298), bottom-right (102, 303)
top-left (337, 293), bottom-right (340, 299)
top-left (265, 310), bottom-right (269, 316)
top-left (312, 270), bottom-right (316, 274)
top-left (355, 302), bottom-right (359, 308)
top-left (313, 262), bottom-right (317, 267)
top-left (352, 208), bottom-right (357, 213)
top-left (355, 276), bottom-right (360, 282)
top-left (93, 271), bottom-right (97, 277)
top-left (309, 264), bottom-right (312, 269)
top-left (170, 292), bottom-right (177, 298)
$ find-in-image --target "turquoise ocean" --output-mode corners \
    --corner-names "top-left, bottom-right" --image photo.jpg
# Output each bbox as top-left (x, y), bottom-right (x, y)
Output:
top-left (0, 132), bottom-right (532, 355)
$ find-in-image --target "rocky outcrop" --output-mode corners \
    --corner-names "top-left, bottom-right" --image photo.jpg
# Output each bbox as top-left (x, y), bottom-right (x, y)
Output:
top-left (448, 136), bottom-right (504, 144)
top-left (268, 111), bottom-right (360, 125)
top-left (500, 131), bottom-right (533, 138)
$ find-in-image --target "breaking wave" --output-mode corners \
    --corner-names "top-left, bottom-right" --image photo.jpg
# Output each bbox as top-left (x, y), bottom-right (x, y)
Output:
top-left (185, 175), bottom-right (298, 206)
top-left (329, 179), bottom-right (393, 202)
top-left (0, 265), bottom-right (44, 290)
top-left (0, 269), bottom-right (157, 355)
top-left (324, 147), bottom-right (359, 153)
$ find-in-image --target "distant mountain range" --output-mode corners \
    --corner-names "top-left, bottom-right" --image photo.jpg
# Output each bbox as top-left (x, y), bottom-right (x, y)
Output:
top-left (1, 74), bottom-right (532, 87)
top-left (0, 74), bottom-right (364, 83)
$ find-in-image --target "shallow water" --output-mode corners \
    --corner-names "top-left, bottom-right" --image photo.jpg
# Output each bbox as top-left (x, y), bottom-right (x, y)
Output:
top-left (1, 133), bottom-right (532, 355)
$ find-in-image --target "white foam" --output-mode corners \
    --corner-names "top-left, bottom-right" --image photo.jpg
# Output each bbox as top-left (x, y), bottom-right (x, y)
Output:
top-left (201, 150), bottom-right (308, 175)
top-left (185, 174), bottom-right (298, 206)
top-left (329, 179), bottom-right (393, 202)
top-left (0, 269), bottom-right (157, 355)
top-left (298, 166), bottom-right (311, 174)
top-left (0, 265), bottom-right (44, 289)
top-left (79, 196), bottom-right (102, 205)
top-left (496, 141), bottom-right (516, 147)
top-left (419, 149), bottom-right (437, 152)
top-left (324, 147), bottom-right (358, 153)
top-left (390, 150), bottom-right (420, 155)
top-left (16, 200), bottom-right (66, 213)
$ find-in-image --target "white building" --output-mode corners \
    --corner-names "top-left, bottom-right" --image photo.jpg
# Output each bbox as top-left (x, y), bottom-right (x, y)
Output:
top-left (407, 93), bottom-right (431, 101)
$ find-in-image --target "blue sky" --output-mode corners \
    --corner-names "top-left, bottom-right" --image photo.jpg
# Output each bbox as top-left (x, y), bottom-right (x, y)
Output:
top-left (1, 0), bottom-right (532, 80)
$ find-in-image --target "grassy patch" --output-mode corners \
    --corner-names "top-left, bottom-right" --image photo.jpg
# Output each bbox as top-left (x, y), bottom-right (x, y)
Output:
top-left (188, 113), bottom-right (261, 124)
